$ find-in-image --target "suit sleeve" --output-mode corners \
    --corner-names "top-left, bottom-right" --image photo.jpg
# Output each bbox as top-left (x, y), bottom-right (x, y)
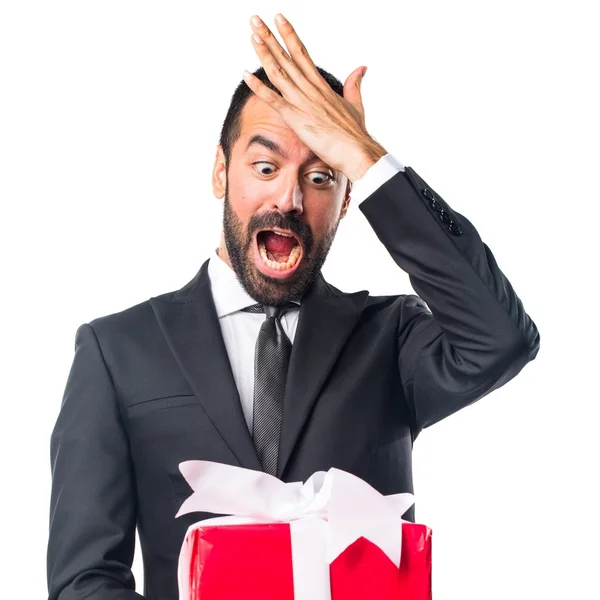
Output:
top-left (358, 167), bottom-right (540, 436)
top-left (349, 153), bottom-right (405, 203)
top-left (47, 323), bottom-right (145, 600)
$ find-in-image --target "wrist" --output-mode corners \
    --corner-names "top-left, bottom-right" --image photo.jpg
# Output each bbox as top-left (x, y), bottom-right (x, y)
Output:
top-left (345, 139), bottom-right (388, 183)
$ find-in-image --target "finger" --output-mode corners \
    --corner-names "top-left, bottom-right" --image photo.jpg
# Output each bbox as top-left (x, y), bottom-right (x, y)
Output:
top-left (249, 16), bottom-right (310, 106)
top-left (242, 69), bottom-right (292, 118)
top-left (272, 14), bottom-right (330, 91)
top-left (251, 15), bottom-right (324, 101)
top-left (343, 66), bottom-right (367, 125)
top-left (250, 15), bottom-right (293, 63)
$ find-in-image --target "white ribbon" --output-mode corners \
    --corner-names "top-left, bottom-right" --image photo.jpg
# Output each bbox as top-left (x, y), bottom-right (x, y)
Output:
top-left (175, 460), bottom-right (415, 600)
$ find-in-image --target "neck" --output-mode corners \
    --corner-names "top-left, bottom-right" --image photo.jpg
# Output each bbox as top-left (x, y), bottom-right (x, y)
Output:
top-left (216, 233), bottom-right (234, 270)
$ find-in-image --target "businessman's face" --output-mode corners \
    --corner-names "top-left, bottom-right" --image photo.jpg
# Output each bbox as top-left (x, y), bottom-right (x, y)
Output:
top-left (212, 94), bottom-right (351, 306)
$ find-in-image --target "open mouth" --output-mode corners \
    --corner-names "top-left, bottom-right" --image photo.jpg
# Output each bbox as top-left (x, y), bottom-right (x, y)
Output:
top-left (255, 229), bottom-right (303, 277)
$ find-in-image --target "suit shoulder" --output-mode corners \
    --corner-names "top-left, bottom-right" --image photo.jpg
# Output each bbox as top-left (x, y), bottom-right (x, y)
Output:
top-left (87, 273), bottom-right (192, 326)
top-left (87, 298), bottom-right (154, 335)
top-left (84, 281), bottom-right (184, 343)
top-left (323, 284), bottom-right (431, 341)
top-left (322, 276), bottom-right (430, 315)
top-left (365, 292), bottom-right (429, 311)
top-left (364, 294), bottom-right (433, 333)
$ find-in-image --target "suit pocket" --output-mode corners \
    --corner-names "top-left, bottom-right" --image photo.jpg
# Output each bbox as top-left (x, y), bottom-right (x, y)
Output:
top-left (126, 394), bottom-right (198, 418)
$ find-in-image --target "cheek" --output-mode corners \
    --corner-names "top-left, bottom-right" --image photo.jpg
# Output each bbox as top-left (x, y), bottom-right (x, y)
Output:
top-left (227, 181), bottom-right (264, 220)
top-left (308, 200), bottom-right (344, 233)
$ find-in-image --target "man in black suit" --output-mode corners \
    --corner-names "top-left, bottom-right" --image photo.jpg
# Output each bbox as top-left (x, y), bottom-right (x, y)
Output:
top-left (47, 13), bottom-right (540, 600)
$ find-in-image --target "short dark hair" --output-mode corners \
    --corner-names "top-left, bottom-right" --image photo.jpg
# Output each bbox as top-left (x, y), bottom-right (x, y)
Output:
top-left (218, 65), bottom-right (344, 168)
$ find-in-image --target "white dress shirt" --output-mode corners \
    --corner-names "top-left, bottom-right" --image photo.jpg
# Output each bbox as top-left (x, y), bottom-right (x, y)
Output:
top-left (208, 153), bottom-right (405, 433)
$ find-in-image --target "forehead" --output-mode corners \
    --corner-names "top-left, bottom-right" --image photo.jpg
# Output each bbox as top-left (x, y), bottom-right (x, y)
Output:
top-left (237, 95), bottom-right (313, 159)
top-left (240, 95), bottom-right (291, 136)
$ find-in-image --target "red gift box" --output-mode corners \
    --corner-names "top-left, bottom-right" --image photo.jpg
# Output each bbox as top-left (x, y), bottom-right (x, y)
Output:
top-left (183, 521), bottom-right (431, 600)
top-left (175, 461), bottom-right (432, 600)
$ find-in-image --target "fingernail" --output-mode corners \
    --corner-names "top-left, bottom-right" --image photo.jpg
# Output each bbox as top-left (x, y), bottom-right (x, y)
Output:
top-left (252, 33), bottom-right (263, 44)
top-left (362, 66), bottom-right (368, 78)
top-left (276, 14), bottom-right (287, 24)
top-left (252, 16), bottom-right (263, 27)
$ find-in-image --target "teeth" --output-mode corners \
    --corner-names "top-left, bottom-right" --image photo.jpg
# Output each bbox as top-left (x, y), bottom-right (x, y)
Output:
top-left (258, 241), bottom-right (301, 271)
top-left (273, 231), bottom-right (293, 237)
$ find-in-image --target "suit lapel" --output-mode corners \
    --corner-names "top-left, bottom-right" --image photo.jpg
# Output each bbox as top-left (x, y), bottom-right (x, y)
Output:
top-left (151, 259), bottom-right (369, 478)
top-left (149, 260), bottom-right (262, 471)
top-left (277, 273), bottom-right (369, 478)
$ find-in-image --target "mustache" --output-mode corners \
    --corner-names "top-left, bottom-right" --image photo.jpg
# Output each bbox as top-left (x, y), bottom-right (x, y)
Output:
top-left (248, 212), bottom-right (313, 252)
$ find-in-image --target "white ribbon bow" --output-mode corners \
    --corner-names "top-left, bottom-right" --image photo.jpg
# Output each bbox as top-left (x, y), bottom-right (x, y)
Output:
top-left (176, 460), bottom-right (415, 600)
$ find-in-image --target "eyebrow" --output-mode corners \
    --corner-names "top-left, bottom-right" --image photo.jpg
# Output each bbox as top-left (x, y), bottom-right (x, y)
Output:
top-left (245, 134), bottom-right (325, 167)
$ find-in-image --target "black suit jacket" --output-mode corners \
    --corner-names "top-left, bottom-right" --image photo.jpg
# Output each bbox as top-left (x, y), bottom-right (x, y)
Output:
top-left (47, 167), bottom-right (540, 600)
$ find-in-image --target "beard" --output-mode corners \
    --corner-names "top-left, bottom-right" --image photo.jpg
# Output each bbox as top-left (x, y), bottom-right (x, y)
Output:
top-left (222, 185), bottom-right (341, 306)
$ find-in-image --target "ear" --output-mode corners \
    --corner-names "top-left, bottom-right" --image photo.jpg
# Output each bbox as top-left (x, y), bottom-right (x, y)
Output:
top-left (340, 178), bottom-right (352, 220)
top-left (212, 145), bottom-right (227, 199)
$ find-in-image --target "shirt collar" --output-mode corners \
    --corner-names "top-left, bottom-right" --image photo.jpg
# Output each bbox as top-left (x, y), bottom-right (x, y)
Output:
top-left (207, 249), bottom-right (301, 318)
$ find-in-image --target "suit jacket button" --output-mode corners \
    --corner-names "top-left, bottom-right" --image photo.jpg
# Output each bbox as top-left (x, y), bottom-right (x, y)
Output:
top-left (440, 211), bottom-right (452, 224)
top-left (449, 222), bottom-right (463, 235)
top-left (431, 199), bottom-right (443, 212)
top-left (422, 187), bottom-right (434, 200)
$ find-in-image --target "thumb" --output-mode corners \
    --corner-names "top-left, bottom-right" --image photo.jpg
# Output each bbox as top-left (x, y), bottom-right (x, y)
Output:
top-left (343, 66), bottom-right (366, 121)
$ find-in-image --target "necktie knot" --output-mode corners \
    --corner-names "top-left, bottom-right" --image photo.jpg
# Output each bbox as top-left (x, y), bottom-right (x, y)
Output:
top-left (242, 302), bottom-right (298, 319)
top-left (265, 303), bottom-right (297, 319)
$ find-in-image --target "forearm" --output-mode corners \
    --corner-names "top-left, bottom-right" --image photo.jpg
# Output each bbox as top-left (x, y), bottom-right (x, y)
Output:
top-left (358, 167), bottom-right (540, 429)
top-left (360, 167), bottom-right (539, 351)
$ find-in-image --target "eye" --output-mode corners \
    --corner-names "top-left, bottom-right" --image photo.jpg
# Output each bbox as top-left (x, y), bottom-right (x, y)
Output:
top-left (252, 162), bottom-right (334, 186)
top-left (253, 161), bottom-right (277, 176)
top-left (306, 171), bottom-right (334, 185)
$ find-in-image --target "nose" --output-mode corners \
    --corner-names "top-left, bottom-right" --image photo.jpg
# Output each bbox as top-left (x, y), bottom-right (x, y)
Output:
top-left (273, 178), bottom-right (304, 216)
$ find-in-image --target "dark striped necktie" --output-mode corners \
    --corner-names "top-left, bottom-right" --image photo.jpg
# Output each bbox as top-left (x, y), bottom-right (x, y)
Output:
top-left (242, 302), bottom-right (297, 476)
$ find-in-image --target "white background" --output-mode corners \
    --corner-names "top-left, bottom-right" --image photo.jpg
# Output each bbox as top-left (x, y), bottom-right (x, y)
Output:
top-left (1, 1), bottom-right (598, 598)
